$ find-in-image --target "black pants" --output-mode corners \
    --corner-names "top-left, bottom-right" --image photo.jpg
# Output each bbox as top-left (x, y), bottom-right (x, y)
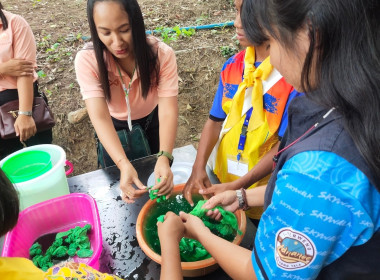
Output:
top-left (97, 106), bottom-right (159, 167)
top-left (0, 82), bottom-right (53, 160)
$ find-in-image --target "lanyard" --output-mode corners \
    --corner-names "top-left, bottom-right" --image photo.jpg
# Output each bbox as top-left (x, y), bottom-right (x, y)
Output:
top-left (116, 64), bottom-right (135, 131)
top-left (272, 107), bottom-right (335, 169)
top-left (237, 107), bottom-right (253, 161)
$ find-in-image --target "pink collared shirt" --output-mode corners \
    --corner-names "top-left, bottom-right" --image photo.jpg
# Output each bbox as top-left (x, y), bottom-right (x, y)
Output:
top-left (75, 37), bottom-right (178, 120)
top-left (0, 10), bottom-right (38, 91)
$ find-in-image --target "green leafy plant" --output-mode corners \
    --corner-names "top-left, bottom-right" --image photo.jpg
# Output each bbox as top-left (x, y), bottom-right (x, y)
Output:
top-left (37, 70), bottom-right (46, 78)
top-left (154, 26), bottom-right (195, 44)
top-left (220, 46), bottom-right (238, 58)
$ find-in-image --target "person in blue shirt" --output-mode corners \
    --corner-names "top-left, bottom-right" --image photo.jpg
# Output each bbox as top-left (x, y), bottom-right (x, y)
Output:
top-left (159, 0), bottom-right (380, 279)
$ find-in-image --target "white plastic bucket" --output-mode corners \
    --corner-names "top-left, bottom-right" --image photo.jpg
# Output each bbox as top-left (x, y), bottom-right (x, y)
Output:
top-left (0, 144), bottom-right (71, 210)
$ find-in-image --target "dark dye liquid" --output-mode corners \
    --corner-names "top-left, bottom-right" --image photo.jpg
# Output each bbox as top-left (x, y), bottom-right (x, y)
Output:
top-left (31, 232), bottom-right (73, 264)
top-left (144, 192), bottom-right (202, 257)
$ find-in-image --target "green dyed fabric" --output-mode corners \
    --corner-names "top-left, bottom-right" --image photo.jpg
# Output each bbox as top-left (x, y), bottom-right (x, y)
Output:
top-left (29, 224), bottom-right (93, 271)
top-left (77, 249), bottom-right (94, 258)
top-left (147, 184), bottom-right (167, 203)
top-left (29, 243), bottom-right (42, 257)
top-left (156, 200), bottom-right (241, 262)
top-left (157, 215), bottom-right (165, 223)
top-left (179, 238), bottom-right (210, 261)
top-left (190, 200), bottom-right (242, 237)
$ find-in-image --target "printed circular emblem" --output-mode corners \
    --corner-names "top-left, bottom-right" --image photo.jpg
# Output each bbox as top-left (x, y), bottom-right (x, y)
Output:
top-left (275, 228), bottom-right (316, 271)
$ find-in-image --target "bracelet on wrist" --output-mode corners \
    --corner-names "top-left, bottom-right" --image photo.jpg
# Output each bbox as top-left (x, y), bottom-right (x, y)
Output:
top-left (240, 188), bottom-right (249, 211)
top-left (236, 189), bottom-right (244, 210)
top-left (18, 110), bottom-right (33, 116)
top-left (236, 189), bottom-right (249, 211)
top-left (116, 157), bottom-right (128, 167)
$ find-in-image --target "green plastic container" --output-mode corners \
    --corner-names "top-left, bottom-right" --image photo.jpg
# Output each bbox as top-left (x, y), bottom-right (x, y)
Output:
top-left (2, 150), bottom-right (52, 183)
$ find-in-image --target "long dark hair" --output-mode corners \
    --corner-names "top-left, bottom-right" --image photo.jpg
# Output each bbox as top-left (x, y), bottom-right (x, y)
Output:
top-left (0, 2), bottom-right (8, 30)
top-left (240, 0), bottom-right (268, 46)
top-left (87, 0), bottom-right (159, 101)
top-left (0, 169), bottom-right (19, 236)
top-left (253, 0), bottom-right (380, 188)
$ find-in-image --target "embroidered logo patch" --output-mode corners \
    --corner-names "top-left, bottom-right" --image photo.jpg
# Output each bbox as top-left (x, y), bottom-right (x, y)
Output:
top-left (275, 228), bottom-right (316, 270)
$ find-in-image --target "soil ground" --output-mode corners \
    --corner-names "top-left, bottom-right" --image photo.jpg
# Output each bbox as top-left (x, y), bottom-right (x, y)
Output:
top-left (4, 0), bottom-right (240, 176)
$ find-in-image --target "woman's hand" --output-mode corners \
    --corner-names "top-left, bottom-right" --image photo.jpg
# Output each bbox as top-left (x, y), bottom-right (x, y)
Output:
top-left (14, 115), bottom-right (37, 142)
top-left (179, 211), bottom-right (210, 241)
top-left (0, 59), bottom-right (34, 77)
top-left (201, 190), bottom-right (239, 221)
top-left (183, 166), bottom-right (212, 206)
top-left (157, 211), bottom-right (185, 244)
top-left (152, 156), bottom-right (174, 197)
top-left (119, 160), bottom-right (147, 203)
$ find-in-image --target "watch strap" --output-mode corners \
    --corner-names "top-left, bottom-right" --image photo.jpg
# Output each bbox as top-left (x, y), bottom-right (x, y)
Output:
top-left (157, 150), bottom-right (174, 163)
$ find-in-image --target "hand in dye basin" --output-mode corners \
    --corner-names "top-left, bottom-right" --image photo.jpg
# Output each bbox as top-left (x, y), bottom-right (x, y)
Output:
top-left (183, 166), bottom-right (212, 207)
top-left (178, 211), bottom-right (210, 241)
top-left (157, 211), bottom-right (185, 243)
top-left (157, 211), bottom-right (184, 280)
top-left (201, 190), bottom-right (239, 221)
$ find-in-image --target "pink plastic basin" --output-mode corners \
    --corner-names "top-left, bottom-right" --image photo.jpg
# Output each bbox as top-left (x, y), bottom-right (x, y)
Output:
top-left (1, 193), bottom-right (102, 270)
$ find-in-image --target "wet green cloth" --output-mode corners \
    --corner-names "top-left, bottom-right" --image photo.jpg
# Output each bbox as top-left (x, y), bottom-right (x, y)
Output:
top-left (157, 200), bottom-right (241, 261)
top-left (190, 200), bottom-right (241, 237)
top-left (29, 224), bottom-right (93, 271)
top-left (147, 181), bottom-right (167, 202)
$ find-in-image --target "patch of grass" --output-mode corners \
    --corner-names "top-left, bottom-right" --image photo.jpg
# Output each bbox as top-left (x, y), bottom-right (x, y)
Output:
top-left (32, 0), bottom-right (42, 8)
top-left (195, 14), bottom-right (209, 25)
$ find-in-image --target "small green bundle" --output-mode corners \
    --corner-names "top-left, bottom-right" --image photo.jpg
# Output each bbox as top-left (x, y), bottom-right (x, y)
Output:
top-left (29, 224), bottom-right (93, 271)
top-left (148, 178), bottom-right (166, 203)
top-left (190, 200), bottom-right (241, 237)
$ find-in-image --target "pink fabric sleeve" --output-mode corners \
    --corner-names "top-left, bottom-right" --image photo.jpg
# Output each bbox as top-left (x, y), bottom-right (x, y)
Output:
top-left (156, 42), bottom-right (178, 97)
top-left (74, 49), bottom-right (105, 99)
top-left (12, 14), bottom-right (37, 67)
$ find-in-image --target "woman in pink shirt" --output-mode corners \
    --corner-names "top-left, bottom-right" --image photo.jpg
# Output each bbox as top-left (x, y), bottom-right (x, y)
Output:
top-left (75, 0), bottom-right (178, 203)
top-left (0, 2), bottom-right (52, 160)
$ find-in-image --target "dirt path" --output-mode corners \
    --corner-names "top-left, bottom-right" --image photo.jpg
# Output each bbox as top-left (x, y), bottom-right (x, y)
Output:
top-left (4, 0), bottom-right (238, 175)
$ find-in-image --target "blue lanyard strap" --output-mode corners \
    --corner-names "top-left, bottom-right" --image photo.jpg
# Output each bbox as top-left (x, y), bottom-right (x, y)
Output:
top-left (237, 107), bottom-right (253, 161)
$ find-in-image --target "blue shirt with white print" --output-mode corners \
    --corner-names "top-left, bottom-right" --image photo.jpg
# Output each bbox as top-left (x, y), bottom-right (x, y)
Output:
top-left (252, 151), bottom-right (380, 280)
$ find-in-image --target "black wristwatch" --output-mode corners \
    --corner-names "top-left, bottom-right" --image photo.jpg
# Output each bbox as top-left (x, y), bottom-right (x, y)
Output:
top-left (156, 150), bottom-right (174, 166)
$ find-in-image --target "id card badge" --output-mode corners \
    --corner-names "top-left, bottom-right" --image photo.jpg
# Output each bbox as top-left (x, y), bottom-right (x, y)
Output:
top-left (227, 154), bottom-right (249, 177)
